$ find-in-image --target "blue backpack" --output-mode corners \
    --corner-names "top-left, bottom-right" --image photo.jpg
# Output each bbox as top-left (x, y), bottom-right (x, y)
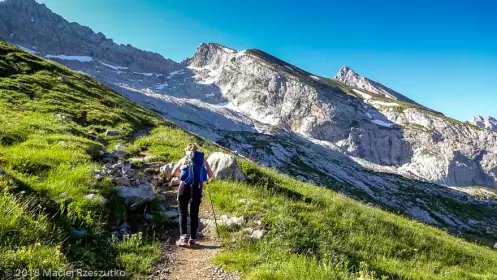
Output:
top-left (180, 151), bottom-right (208, 184)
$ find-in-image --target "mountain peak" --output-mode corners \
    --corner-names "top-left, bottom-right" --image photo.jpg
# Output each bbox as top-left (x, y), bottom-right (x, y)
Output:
top-left (334, 66), bottom-right (418, 104)
top-left (471, 115), bottom-right (497, 131)
top-left (188, 42), bottom-right (238, 68)
top-left (338, 65), bottom-right (353, 73)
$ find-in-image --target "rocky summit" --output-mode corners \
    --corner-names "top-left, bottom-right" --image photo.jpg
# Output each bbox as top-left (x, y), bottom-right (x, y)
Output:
top-left (334, 65), bottom-right (418, 104)
top-left (472, 115), bottom-right (497, 131)
top-left (1, 0), bottom-right (497, 239)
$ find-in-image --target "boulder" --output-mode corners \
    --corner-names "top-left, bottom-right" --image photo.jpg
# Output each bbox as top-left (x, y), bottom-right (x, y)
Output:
top-left (250, 229), bottom-right (269, 240)
top-left (243, 227), bottom-right (268, 240)
top-left (160, 162), bottom-right (176, 177)
top-left (206, 152), bottom-right (246, 181)
top-left (494, 242), bottom-right (497, 250)
top-left (122, 165), bottom-right (137, 178)
top-left (112, 150), bottom-right (129, 159)
top-left (119, 183), bottom-right (155, 205)
top-left (219, 215), bottom-right (245, 230)
top-left (0, 168), bottom-right (6, 175)
top-left (125, 169), bottom-right (137, 178)
top-left (113, 177), bottom-right (131, 187)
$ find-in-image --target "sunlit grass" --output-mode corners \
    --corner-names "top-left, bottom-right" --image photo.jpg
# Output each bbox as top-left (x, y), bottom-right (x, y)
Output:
top-left (0, 41), bottom-right (164, 277)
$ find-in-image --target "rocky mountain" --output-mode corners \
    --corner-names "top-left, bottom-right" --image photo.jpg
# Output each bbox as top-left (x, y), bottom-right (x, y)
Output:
top-left (335, 66), bottom-right (418, 104)
top-left (472, 115), bottom-right (497, 131)
top-left (0, 0), bottom-right (180, 74)
top-left (1, 0), bottom-right (496, 239)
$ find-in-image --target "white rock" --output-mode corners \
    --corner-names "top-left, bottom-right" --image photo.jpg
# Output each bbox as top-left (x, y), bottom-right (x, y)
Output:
top-left (84, 194), bottom-right (107, 204)
top-left (53, 113), bottom-right (67, 121)
top-left (119, 183), bottom-right (155, 205)
top-left (160, 162), bottom-right (176, 176)
top-left (238, 199), bottom-right (252, 206)
top-left (206, 152), bottom-right (246, 181)
top-left (471, 116), bottom-right (497, 131)
top-left (250, 229), bottom-right (268, 240)
top-left (220, 215), bottom-right (245, 230)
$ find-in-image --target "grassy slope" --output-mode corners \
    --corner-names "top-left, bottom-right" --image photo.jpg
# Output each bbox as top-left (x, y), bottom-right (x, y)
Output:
top-left (2, 41), bottom-right (497, 279)
top-left (0, 41), bottom-right (169, 276)
top-left (136, 132), bottom-right (497, 279)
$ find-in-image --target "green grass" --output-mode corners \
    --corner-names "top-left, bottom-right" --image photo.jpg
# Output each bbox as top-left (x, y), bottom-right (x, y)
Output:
top-left (2, 40), bottom-right (497, 279)
top-left (134, 127), bottom-right (497, 279)
top-left (0, 41), bottom-right (166, 278)
top-left (206, 162), bottom-right (497, 279)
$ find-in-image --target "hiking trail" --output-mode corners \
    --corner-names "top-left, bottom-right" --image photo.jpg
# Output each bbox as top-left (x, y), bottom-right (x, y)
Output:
top-left (148, 182), bottom-right (240, 280)
top-left (126, 132), bottom-right (240, 279)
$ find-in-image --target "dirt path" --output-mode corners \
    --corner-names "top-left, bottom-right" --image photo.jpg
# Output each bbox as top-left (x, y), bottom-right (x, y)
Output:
top-left (148, 183), bottom-right (240, 280)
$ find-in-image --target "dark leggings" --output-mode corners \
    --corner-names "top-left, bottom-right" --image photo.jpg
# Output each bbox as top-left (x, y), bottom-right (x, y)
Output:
top-left (177, 182), bottom-right (201, 239)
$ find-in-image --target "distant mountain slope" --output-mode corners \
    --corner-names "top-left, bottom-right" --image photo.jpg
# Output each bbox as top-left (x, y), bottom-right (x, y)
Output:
top-left (0, 0), bottom-right (179, 74)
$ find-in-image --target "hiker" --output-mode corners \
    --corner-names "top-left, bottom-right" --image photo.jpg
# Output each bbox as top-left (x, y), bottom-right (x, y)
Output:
top-left (171, 143), bottom-right (214, 247)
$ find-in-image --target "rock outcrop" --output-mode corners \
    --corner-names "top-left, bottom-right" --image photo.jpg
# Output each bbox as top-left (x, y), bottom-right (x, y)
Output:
top-left (471, 116), bottom-right (497, 131)
top-left (334, 66), bottom-right (418, 104)
top-left (207, 152), bottom-right (246, 181)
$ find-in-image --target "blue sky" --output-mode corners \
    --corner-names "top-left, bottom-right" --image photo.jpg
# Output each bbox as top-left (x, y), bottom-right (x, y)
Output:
top-left (37, 0), bottom-right (497, 121)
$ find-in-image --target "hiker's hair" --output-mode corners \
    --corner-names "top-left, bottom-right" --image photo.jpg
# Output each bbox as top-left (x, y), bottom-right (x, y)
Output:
top-left (184, 143), bottom-right (198, 152)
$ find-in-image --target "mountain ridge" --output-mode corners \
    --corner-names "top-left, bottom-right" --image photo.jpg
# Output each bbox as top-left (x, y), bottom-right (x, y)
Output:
top-left (0, 0), bottom-right (180, 74)
top-left (1, 40), bottom-right (496, 278)
top-left (472, 115), bottom-right (497, 131)
top-left (334, 65), bottom-right (420, 105)
top-left (2, 0), bottom-right (497, 241)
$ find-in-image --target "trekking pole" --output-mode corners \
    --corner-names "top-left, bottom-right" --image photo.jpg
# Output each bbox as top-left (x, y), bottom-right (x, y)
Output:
top-left (129, 191), bottom-right (159, 209)
top-left (206, 181), bottom-right (220, 240)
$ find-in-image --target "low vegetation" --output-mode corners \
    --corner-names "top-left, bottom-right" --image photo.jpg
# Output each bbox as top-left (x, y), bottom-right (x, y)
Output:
top-left (2, 41), bottom-right (497, 279)
top-left (0, 41), bottom-right (164, 277)
top-left (136, 131), bottom-right (497, 279)
top-left (208, 163), bottom-right (497, 279)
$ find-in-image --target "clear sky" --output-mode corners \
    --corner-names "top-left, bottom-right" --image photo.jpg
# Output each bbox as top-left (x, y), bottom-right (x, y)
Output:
top-left (37, 0), bottom-right (497, 122)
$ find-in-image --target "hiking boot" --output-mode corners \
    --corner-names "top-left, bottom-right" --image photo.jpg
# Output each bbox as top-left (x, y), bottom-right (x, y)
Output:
top-left (188, 239), bottom-right (197, 248)
top-left (175, 234), bottom-right (188, 247)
